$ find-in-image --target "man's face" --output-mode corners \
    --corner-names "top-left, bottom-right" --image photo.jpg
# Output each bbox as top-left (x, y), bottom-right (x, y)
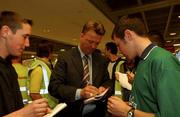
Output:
top-left (7, 23), bottom-right (31, 57)
top-left (80, 30), bottom-right (103, 55)
top-left (113, 35), bottom-right (136, 60)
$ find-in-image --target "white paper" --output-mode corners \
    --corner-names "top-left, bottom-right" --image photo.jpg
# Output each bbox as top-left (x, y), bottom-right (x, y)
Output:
top-left (115, 72), bottom-right (132, 90)
top-left (43, 103), bottom-right (67, 117)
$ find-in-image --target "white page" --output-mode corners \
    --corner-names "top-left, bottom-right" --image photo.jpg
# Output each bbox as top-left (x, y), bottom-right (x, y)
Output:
top-left (43, 103), bottom-right (67, 117)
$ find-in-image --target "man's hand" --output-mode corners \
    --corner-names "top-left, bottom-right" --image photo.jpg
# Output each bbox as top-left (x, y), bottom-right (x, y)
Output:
top-left (126, 71), bottom-right (135, 83)
top-left (107, 96), bottom-right (131, 117)
top-left (24, 98), bottom-right (49, 117)
top-left (22, 98), bottom-right (49, 117)
top-left (98, 86), bottom-right (106, 94)
top-left (5, 98), bottom-right (49, 117)
top-left (80, 85), bottom-right (99, 99)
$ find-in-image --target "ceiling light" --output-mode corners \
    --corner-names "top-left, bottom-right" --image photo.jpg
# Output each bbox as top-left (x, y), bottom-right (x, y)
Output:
top-left (31, 55), bottom-right (35, 58)
top-left (72, 38), bottom-right (77, 41)
top-left (166, 40), bottom-right (171, 43)
top-left (169, 32), bottom-right (176, 36)
top-left (173, 44), bottom-right (180, 47)
top-left (178, 16), bottom-right (180, 19)
top-left (60, 49), bottom-right (65, 51)
top-left (43, 28), bottom-right (50, 33)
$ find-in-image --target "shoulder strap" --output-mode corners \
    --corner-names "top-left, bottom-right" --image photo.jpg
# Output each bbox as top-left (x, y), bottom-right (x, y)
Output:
top-left (113, 58), bottom-right (125, 72)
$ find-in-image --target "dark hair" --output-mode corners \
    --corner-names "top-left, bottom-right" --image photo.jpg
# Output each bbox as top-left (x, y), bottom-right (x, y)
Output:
top-left (148, 31), bottom-right (164, 47)
top-left (112, 15), bottom-right (147, 40)
top-left (105, 42), bottom-right (118, 54)
top-left (82, 21), bottom-right (105, 36)
top-left (36, 40), bottom-right (53, 58)
top-left (0, 11), bottom-right (33, 33)
top-left (22, 18), bottom-right (33, 26)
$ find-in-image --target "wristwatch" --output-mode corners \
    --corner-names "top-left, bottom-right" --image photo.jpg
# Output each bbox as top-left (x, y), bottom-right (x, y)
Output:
top-left (127, 107), bottom-right (135, 117)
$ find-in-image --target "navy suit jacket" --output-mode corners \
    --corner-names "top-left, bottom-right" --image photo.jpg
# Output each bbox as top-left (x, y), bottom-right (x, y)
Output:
top-left (49, 47), bottom-right (112, 117)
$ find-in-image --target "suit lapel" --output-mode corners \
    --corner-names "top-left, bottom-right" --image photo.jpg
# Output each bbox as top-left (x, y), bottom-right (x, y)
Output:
top-left (71, 48), bottom-right (84, 78)
top-left (92, 53), bottom-right (99, 84)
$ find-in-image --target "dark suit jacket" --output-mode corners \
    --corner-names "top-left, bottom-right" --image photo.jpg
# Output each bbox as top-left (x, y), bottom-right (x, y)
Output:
top-left (49, 47), bottom-right (112, 117)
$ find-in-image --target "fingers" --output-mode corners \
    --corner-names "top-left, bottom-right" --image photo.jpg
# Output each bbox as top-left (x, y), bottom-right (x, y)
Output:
top-left (85, 85), bottom-right (99, 94)
top-left (33, 107), bottom-right (48, 117)
top-left (30, 98), bottom-right (49, 116)
top-left (46, 107), bottom-right (52, 113)
top-left (81, 85), bottom-right (99, 98)
top-left (107, 97), bottom-right (115, 114)
top-left (108, 96), bottom-right (121, 106)
top-left (98, 86), bottom-right (106, 93)
top-left (33, 98), bottom-right (48, 104)
top-left (107, 96), bottom-right (120, 115)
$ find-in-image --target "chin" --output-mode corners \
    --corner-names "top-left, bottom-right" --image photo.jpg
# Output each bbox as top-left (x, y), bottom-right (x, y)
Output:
top-left (14, 53), bottom-right (22, 57)
top-left (125, 56), bottom-right (132, 60)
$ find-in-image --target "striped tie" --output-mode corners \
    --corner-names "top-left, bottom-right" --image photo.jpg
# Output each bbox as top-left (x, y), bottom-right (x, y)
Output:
top-left (82, 55), bottom-right (90, 87)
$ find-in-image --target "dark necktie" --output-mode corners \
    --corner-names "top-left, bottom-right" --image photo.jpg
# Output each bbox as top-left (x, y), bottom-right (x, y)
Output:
top-left (82, 55), bottom-right (90, 87)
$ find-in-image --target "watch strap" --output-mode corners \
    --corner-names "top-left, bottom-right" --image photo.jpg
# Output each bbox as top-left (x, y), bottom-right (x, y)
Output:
top-left (128, 107), bottom-right (135, 117)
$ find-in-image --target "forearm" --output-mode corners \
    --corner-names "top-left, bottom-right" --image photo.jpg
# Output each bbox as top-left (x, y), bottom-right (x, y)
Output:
top-left (4, 98), bottom-right (49, 117)
top-left (108, 96), bottom-right (155, 117)
top-left (116, 107), bottom-right (155, 117)
top-left (121, 105), bottom-right (155, 117)
top-left (4, 108), bottom-right (25, 117)
top-left (134, 109), bottom-right (154, 117)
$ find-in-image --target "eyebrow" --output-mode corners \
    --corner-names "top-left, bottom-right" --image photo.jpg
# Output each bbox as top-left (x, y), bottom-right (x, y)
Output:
top-left (22, 34), bottom-right (31, 38)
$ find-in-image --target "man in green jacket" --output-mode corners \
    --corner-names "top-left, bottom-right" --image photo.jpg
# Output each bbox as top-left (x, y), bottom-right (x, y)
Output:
top-left (107, 15), bottom-right (180, 117)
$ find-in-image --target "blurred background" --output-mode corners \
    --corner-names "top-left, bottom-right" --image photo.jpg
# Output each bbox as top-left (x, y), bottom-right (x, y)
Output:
top-left (1, 0), bottom-right (180, 60)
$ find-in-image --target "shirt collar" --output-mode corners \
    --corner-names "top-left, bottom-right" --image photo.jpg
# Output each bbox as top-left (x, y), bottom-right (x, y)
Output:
top-left (78, 46), bottom-right (91, 59)
top-left (140, 43), bottom-right (157, 60)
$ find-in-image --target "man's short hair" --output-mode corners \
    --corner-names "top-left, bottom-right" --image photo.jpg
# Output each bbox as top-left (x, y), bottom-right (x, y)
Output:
top-left (148, 31), bottom-right (164, 47)
top-left (82, 21), bottom-right (105, 36)
top-left (105, 42), bottom-right (118, 55)
top-left (0, 11), bottom-right (33, 33)
top-left (112, 15), bottom-right (147, 40)
top-left (36, 40), bottom-right (53, 58)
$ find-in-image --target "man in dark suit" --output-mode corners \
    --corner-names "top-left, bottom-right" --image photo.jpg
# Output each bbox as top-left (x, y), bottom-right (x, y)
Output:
top-left (48, 21), bottom-right (112, 117)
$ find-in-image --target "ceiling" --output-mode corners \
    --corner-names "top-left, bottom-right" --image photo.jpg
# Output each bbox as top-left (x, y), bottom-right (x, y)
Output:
top-left (0, 0), bottom-right (114, 50)
top-left (90, 0), bottom-right (180, 46)
top-left (1, 0), bottom-right (180, 52)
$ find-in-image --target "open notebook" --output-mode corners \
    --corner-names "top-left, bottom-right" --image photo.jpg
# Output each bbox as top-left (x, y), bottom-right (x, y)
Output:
top-left (43, 103), bottom-right (67, 117)
top-left (84, 87), bottom-right (110, 104)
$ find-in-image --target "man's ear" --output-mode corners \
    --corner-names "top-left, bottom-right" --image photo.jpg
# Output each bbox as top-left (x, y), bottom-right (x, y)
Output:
top-left (124, 29), bottom-right (133, 42)
top-left (1, 25), bottom-right (10, 38)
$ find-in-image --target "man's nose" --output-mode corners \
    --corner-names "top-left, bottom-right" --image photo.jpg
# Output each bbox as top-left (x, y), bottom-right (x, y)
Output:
top-left (25, 38), bottom-right (30, 47)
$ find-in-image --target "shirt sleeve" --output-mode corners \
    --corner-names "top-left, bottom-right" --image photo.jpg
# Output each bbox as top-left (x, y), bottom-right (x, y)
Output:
top-left (75, 89), bottom-right (82, 100)
top-left (29, 66), bottom-right (43, 93)
top-left (154, 55), bottom-right (180, 117)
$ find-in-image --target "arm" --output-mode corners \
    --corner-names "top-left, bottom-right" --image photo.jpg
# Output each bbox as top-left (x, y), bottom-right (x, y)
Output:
top-left (29, 66), bottom-right (43, 100)
top-left (4, 98), bottom-right (49, 117)
top-left (48, 53), bottom-right (79, 102)
top-left (107, 96), bottom-right (154, 117)
top-left (108, 54), bottom-right (180, 117)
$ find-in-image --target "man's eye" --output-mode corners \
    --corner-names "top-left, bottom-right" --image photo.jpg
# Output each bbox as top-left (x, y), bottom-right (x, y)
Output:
top-left (22, 35), bottom-right (29, 39)
top-left (88, 40), bottom-right (94, 44)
